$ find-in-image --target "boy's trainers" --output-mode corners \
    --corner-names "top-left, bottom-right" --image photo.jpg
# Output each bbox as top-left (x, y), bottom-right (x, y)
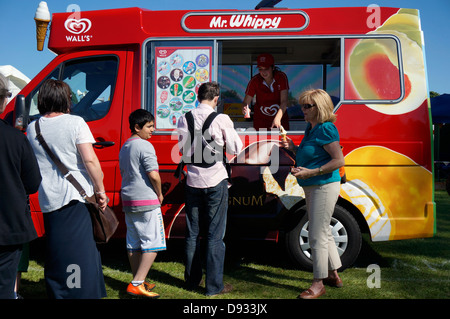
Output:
top-left (127, 283), bottom-right (160, 298)
top-left (143, 281), bottom-right (156, 291)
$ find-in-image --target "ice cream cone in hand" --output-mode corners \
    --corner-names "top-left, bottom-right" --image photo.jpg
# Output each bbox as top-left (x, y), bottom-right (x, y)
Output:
top-left (280, 125), bottom-right (287, 141)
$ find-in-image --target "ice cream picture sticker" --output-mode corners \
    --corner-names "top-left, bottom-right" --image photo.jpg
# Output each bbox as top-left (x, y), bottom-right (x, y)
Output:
top-left (170, 54), bottom-right (184, 68)
top-left (154, 47), bottom-right (211, 129)
top-left (196, 54), bottom-right (209, 67)
top-left (158, 61), bottom-right (170, 75)
top-left (183, 61), bottom-right (196, 75)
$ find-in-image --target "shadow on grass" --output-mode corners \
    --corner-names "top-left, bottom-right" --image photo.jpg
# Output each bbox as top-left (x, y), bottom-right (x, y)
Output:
top-left (24, 190), bottom-right (449, 299)
top-left (26, 230), bottom-right (388, 277)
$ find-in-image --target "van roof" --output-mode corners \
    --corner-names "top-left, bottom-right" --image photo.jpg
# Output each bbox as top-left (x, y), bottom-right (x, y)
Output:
top-left (48, 6), bottom-right (414, 54)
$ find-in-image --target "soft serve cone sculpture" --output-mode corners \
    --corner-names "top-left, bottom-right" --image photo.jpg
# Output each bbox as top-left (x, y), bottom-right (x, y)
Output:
top-left (35, 2), bottom-right (51, 51)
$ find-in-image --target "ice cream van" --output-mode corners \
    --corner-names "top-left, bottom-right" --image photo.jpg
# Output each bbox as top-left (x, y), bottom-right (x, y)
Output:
top-left (2, 3), bottom-right (435, 270)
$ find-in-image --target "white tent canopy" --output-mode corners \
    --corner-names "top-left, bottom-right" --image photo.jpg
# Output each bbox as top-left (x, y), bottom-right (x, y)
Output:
top-left (0, 65), bottom-right (30, 98)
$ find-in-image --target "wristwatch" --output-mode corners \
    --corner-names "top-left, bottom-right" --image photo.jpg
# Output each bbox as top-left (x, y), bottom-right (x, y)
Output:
top-left (318, 166), bottom-right (324, 175)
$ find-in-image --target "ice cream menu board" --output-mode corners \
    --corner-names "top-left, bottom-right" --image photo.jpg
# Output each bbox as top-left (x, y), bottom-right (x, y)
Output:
top-left (155, 47), bottom-right (212, 129)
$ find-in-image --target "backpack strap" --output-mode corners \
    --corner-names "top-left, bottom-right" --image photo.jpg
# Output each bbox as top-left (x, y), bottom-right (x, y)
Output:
top-left (181, 111), bottom-right (220, 159)
top-left (185, 111), bottom-right (195, 144)
top-left (35, 120), bottom-right (89, 199)
top-left (174, 111), bottom-right (231, 183)
top-left (201, 112), bottom-right (231, 183)
top-left (202, 112), bottom-right (219, 135)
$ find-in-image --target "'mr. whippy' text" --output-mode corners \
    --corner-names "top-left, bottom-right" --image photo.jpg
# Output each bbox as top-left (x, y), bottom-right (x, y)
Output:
top-left (210, 14), bottom-right (281, 29)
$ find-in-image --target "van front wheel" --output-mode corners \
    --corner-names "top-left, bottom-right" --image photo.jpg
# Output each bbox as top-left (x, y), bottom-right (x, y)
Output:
top-left (285, 204), bottom-right (362, 271)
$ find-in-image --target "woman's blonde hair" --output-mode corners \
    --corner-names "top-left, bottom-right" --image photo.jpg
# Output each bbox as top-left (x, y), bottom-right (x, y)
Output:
top-left (299, 89), bottom-right (336, 123)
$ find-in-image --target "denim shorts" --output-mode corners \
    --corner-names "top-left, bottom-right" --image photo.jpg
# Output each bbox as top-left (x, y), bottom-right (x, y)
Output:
top-left (125, 207), bottom-right (166, 253)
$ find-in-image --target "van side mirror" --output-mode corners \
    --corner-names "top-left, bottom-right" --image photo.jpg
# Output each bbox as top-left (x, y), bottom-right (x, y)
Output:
top-left (14, 94), bottom-right (29, 131)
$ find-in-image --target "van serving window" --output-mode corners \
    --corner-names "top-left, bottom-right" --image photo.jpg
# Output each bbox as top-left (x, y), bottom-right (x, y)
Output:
top-left (145, 38), bottom-right (341, 132)
top-left (218, 38), bottom-right (340, 132)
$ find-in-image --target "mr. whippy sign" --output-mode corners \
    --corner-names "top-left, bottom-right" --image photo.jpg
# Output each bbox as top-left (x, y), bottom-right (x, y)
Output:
top-left (181, 10), bottom-right (309, 32)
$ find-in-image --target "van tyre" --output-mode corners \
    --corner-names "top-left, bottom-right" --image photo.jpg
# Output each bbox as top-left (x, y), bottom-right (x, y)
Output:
top-left (285, 204), bottom-right (362, 271)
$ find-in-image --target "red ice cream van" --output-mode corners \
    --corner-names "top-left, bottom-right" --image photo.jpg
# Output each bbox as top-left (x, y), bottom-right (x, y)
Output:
top-left (2, 5), bottom-right (435, 270)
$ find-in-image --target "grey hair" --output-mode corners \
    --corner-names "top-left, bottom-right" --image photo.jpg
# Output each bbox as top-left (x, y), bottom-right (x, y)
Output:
top-left (0, 73), bottom-right (10, 106)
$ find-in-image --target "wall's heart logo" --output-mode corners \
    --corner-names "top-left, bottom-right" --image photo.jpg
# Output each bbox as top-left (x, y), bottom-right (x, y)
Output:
top-left (261, 104), bottom-right (280, 116)
top-left (64, 18), bottom-right (92, 34)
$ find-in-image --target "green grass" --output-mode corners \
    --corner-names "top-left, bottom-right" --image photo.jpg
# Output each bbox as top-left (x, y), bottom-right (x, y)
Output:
top-left (19, 191), bottom-right (450, 300)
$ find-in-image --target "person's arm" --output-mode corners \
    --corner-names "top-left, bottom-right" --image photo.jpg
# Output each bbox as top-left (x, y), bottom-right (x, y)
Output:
top-left (147, 170), bottom-right (164, 204)
top-left (291, 141), bottom-right (344, 179)
top-left (321, 141), bottom-right (345, 173)
top-left (141, 141), bottom-right (164, 204)
top-left (242, 94), bottom-right (253, 116)
top-left (77, 143), bottom-right (108, 209)
top-left (21, 136), bottom-right (42, 194)
top-left (271, 89), bottom-right (288, 128)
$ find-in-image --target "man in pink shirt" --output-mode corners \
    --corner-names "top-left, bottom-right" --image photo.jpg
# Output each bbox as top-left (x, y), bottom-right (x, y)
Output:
top-left (177, 82), bottom-right (242, 296)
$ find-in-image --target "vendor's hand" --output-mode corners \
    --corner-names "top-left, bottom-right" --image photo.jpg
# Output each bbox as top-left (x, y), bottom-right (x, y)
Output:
top-left (158, 194), bottom-right (164, 205)
top-left (242, 105), bottom-right (250, 115)
top-left (271, 117), bottom-right (281, 129)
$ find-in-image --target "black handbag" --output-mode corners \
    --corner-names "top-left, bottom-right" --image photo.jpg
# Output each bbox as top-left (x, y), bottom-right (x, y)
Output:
top-left (34, 120), bottom-right (118, 243)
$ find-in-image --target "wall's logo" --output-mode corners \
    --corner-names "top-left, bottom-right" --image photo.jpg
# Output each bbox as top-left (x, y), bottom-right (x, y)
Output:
top-left (158, 49), bottom-right (168, 57)
top-left (261, 104), bottom-right (279, 117)
top-left (64, 18), bottom-right (92, 34)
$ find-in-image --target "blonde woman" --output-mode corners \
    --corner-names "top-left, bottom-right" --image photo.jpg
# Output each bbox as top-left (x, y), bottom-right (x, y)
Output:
top-left (281, 89), bottom-right (345, 299)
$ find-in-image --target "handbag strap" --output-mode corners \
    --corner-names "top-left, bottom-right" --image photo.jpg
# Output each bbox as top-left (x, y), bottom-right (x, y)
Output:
top-left (35, 119), bottom-right (89, 199)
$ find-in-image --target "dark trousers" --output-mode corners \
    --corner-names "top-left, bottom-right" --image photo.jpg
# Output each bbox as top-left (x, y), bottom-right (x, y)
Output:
top-left (0, 244), bottom-right (22, 299)
top-left (184, 179), bottom-right (228, 296)
top-left (43, 200), bottom-right (106, 299)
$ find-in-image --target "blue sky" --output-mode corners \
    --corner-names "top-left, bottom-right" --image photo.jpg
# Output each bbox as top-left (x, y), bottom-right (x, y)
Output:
top-left (1, 0), bottom-right (449, 94)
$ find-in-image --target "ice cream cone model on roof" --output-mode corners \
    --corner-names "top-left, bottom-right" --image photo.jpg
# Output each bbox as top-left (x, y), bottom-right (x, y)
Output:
top-left (35, 2), bottom-right (51, 51)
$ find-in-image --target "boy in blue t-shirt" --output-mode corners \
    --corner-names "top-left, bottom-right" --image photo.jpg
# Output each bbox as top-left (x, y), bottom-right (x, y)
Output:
top-left (119, 109), bottom-right (165, 298)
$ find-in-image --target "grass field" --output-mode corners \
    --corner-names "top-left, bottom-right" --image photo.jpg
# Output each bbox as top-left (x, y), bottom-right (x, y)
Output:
top-left (18, 191), bottom-right (450, 300)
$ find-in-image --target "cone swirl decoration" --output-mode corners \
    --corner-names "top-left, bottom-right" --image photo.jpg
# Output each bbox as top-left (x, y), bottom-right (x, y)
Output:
top-left (35, 18), bottom-right (50, 51)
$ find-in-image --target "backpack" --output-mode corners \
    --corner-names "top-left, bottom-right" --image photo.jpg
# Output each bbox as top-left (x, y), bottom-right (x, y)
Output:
top-left (174, 111), bottom-right (231, 182)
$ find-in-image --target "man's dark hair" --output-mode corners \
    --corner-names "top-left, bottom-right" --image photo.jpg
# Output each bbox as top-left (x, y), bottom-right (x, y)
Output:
top-left (37, 79), bottom-right (72, 115)
top-left (129, 109), bottom-right (154, 134)
top-left (197, 82), bottom-right (220, 102)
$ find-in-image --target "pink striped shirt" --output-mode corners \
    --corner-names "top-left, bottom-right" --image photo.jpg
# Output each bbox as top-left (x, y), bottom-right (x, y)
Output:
top-left (177, 104), bottom-right (243, 188)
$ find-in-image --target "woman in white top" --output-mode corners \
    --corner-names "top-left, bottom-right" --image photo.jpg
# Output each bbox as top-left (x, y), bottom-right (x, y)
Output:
top-left (27, 79), bottom-right (107, 299)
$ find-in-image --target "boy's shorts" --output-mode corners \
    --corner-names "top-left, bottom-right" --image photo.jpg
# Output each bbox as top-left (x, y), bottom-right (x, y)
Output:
top-left (125, 207), bottom-right (166, 253)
